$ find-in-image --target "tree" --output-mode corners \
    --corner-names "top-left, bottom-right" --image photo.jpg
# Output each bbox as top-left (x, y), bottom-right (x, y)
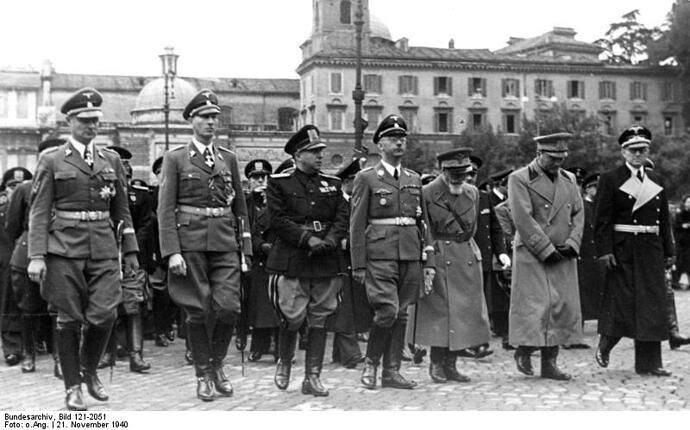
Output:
top-left (595, 10), bottom-right (662, 65)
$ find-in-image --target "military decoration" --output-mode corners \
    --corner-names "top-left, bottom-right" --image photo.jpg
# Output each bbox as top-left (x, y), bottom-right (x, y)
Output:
top-left (99, 184), bottom-right (117, 202)
top-left (416, 206), bottom-right (422, 217)
top-left (0, 194), bottom-right (7, 205)
top-left (380, 197), bottom-right (387, 206)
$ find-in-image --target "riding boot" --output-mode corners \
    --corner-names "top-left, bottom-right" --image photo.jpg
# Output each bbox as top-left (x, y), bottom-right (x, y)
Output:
top-left (514, 346), bottom-right (536, 376)
top-left (20, 315), bottom-right (36, 373)
top-left (595, 335), bottom-right (620, 368)
top-left (301, 327), bottom-right (328, 397)
top-left (97, 321), bottom-right (118, 369)
top-left (444, 351), bottom-right (471, 382)
top-left (540, 346), bottom-right (571, 380)
top-left (56, 321), bottom-right (86, 411)
top-left (361, 324), bottom-right (390, 389)
top-left (187, 322), bottom-right (215, 401)
top-left (125, 314), bottom-right (150, 373)
top-left (381, 320), bottom-right (417, 389)
top-left (667, 289), bottom-right (690, 349)
top-left (51, 318), bottom-right (63, 379)
top-left (210, 322), bottom-right (234, 396)
top-left (428, 347), bottom-right (447, 383)
top-left (274, 328), bottom-right (297, 390)
top-left (80, 323), bottom-right (113, 401)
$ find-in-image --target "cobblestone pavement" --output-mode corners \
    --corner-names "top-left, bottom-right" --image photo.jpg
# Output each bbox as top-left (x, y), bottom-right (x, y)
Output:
top-left (2, 290), bottom-right (689, 411)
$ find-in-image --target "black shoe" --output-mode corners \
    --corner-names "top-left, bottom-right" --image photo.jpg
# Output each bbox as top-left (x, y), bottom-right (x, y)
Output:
top-left (21, 355), bottom-right (35, 373)
top-left (212, 367), bottom-right (233, 397)
top-left (82, 371), bottom-right (108, 401)
top-left (54, 358), bottom-right (63, 380)
top-left (444, 355), bottom-right (471, 383)
top-left (361, 358), bottom-right (378, 389)
top-left (456, 348), bottom-right (477, 358)
top-left (637, 367), bottom-right (672, 377)
top-left (502, 340), bottom-right (516, 350)
top-left (165, 330), bottom-right (176, 342)
top-left (401, 348), bottom-right (413, 362)
top-left (429, 362), bottom-right (447, 383)
top-left (274, 329), bottom-right (297, 390)
top-left (564, 343), bottom-right (591, 349)
top-left (514, 347), bottom-right (534, 376)
top-left (301, 374), bottom-right (329, 397)
top-left (342, 355), bottom-right (365, 369)
top-left (155, 334), bottom-right (169, 347)
top-left (129, 352), bottom-right (151, 373)
top-left (595, 342), bottom-right (610, 368)
top-left (196, 375), bottom-right (215, 401)
top-left (474, 344), bottom-right (494, 359)
top-left (669, 334), bottom-right (690, 350)
top-left (381, 370), bottom-right (417, 389)
top-left (540, 347), bottom-right (571, 381)
top-left (97, 352), bottom-right (115, 369)
top-left (274, 359), bottom-right (292, 390)
top-left (248, 351), bottom-right (262, 362)
top-left (65, 385), bottom-right (87, 411)
top-left (5, 354), bottom-right (21, 366)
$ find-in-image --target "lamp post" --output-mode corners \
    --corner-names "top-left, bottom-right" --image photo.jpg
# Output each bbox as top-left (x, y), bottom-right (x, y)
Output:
top-left (159, 47), bottom-right (179, 151)
top-left (352, 0), bottom-right (365, 154)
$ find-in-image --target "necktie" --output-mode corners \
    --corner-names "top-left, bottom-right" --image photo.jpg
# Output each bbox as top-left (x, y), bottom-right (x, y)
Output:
top-left (393, 168), bottom-right (399, 180)
top-left (637, 170), bottom-right (643, 182)
top-left (203, 147), bottom-right (215, 169)
top-left (83, 146), bottom-right (93, 169)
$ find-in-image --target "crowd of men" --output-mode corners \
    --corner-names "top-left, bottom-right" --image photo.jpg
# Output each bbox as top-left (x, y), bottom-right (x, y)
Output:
top-left (1, 86), bottom-right (690, 411)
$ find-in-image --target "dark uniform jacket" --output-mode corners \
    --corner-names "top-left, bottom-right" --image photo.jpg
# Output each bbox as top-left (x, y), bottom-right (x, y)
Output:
top-left (474, 190), bottom-right (507, 272)
top-left (594, 164), bottom-right (674, 340)
top-left (349, 162), bottom-right (435, 270)
top-left (157, 142), bottom-right (251, 258)
top-left (265, 168), bottom-right (348, 278)
top-left (128, 184), bottom-right (154, 270)
top-left (6, 181), bottom-right (31, 270)
top-left (28, 142), bottom-right (138, 259)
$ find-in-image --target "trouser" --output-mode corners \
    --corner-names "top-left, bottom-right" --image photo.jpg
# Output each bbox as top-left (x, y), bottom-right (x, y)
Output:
top-left (271, 275), bottom-right (341, 331)
top-left (150, 265), bottom-right (177, 335)
top-left (599, 335), bottom-right (663, 373)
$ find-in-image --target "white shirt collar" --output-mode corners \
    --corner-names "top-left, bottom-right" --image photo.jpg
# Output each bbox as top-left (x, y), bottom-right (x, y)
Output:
top-left (625, 162), bottom-right (644, 180)
top-left (380, 159), bottom-right (401, 178)
top-left (69, 137), bottom-right (92, 159)
top-left (493, 188), bottom-right (505, 200)
top-left (192, 137), bottom-right (213, 156)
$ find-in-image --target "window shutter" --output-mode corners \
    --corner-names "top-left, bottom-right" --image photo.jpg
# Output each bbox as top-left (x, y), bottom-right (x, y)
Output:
top-left (534, 79), bottom-right (539, 96)
top-left (549, 81), bottom-right (554, 97)
top-left (469, 78), bottom-right (474, 96)
top-left (598, 82), bottom-right (603, 99)
top-left (643, 83), bottom-right (648, 100)
top-left (413, 76), bottom-right (418, 95)
top-left (398, 76), bottom-right (403, 95)
top-left (433, 77), bottom-right (439, 95)
top-left (481, 78), bottom-right (487, 97)
top-left (501, 79), bottom-right (506, 97)
top-left (377, 75), bottom-right (382, 93)
top-left (434, 112), bottom-right (439, 132)
top-left (447, 77), bottom-right (453, 96)
top-left (612, 83), bottom-right (616, 100)
top-left (516, 80), bottom-right (521, 98)
top-left (630, 82), bottom-right (635, 100)
top-left (580, 81), bottom-right (585, 99)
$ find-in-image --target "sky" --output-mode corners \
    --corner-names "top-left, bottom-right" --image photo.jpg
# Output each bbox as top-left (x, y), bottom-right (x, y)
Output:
top-left (0, 0), bottom-right (676, 79)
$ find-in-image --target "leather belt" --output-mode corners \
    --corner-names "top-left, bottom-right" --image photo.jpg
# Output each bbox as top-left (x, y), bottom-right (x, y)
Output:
top-left (369, 217), bottom-right (417, 226)
top-left (301, 221), bottom-right (330, 232)
top-left (54, 210), bottom-right (109, 221)
top-left (177, 205), bottom-right (232, 218)
top-left (613, 224), bottom-right (659, 235)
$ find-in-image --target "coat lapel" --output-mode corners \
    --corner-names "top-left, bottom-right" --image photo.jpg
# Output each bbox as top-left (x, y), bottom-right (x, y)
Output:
top-left (188, 142), bottom-right (212, 174)
top-left (91, 147), bottom-right (106, 176)
top-left (374, 161), bottom-right (399, 189)
top-left (526, 161), bottom-right (554, 203)
top-left (548, 170), bottom-right (571, 221)
top-left (633, 176), bottom-right (663, 212)
top-left (211, 144), bottom-right (226, 176)
top-left (63, 142), bottom-right (92, 176)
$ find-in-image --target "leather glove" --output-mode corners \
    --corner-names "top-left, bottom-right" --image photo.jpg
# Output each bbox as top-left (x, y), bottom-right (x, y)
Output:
top-left (556, 244), bottom-right (578, 259)
top-left (307, 235), bottom-right (325, 250)
top-left (598, 253), bottom-right (617, 270)
top-left (260, 242), bottom-right (273, 255)
top-left (123, 253), bottom-right (140, 276)
top-left (498, 253), bottom-right (511, 269)
top-left (544, 250), bottom-right (564, 265)
top-left (423, 268), bottom-right (436, 296)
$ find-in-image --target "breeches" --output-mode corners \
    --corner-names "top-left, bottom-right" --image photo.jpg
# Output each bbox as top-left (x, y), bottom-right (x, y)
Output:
top-left (271, 275), bottom-right (341, 331)
top-left (365, 260), bottom-right (421, 328)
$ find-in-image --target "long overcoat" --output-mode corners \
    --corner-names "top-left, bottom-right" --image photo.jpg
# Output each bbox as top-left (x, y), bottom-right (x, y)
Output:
top-left (508, 159), bottom-right (584, 346)
top-left (578, 197), bottom-right (605, 321)
top-left (415, 178), bottom-right (489, 350)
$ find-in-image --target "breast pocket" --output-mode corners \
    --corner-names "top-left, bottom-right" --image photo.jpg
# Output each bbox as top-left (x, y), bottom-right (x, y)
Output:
top-left (54, 171), bottom-right (78, 199)
top-left (401, 187), bottom-right (421, 217)
top-left (179, 171), bottom-right (202, 195)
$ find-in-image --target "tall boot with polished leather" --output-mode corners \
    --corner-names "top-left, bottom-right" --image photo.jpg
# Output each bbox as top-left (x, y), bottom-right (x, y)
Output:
top-left (428, 347), bottom-right (447, 383)
top-left (51, 318), bottom-right (63, 380)
top-left (97, 323), bottom-right (118, 369)
top-left (56, 321), bottom-right (86, 411)
top-left (210, 322), bottom-right (234, 397)
top-left (125, 314), bottom-right (150, 373)
top-left (444, 351), bottom-right (471, 382)
top-left (274, 328), bottom-right (297, 390)
top-left (80, 323), bottom-right (113, 401)
top-left (595, 335), bottom-right (620, 368)
top-left (514, 346), bottom-right (536, 376)
top-left (381, 320), bottom-right (417, 389)
top-left (187, 323), bottom-right (215, 401)
top-left (20, 315), bottom-right (36, 373)
top-left (301, 327), bottom-right (329, 396)
top-left (667, 289), bottom-right (690, 349)
top-left (540, 346), bottom-right (571, 380)
top-left (361, 324), bottom-right (389, 390)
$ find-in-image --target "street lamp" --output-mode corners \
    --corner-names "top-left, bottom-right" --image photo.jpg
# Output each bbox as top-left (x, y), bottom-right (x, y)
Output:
top-left (352, 0), bottom-right (365, 154)
top-left (159, 46), bottom-right (179, 151)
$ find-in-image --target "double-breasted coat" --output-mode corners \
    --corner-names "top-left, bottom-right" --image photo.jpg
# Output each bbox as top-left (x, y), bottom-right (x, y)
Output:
top-left (508, 159), bottom-right (584, 346)
top-left (594, 165), bottom-right (673, 341)
top-left (415, 177), bottom-right (490, 350)
top-left (578, 197), bottom-right (605, 321)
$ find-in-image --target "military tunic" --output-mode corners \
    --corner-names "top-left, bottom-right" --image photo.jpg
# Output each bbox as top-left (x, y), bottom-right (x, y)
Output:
top-left (1, 188), bottom-right (22, 357)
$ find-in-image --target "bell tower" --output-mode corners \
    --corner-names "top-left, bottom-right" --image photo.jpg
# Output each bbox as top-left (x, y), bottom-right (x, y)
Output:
top-left (306, 0), bottom-right (371, 56)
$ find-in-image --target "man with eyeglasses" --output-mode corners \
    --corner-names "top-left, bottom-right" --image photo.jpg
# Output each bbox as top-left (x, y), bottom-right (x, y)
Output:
top-left (508, 132), bottom-right (584, 381)
top-left (593, 125), bottom-right (675, 376)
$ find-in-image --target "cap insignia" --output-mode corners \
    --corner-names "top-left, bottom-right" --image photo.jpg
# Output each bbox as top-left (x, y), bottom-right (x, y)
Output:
top-left (307, 129), bottom-right (319, 142)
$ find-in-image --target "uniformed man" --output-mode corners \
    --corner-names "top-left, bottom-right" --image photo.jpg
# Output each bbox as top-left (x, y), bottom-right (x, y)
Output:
top-left (158, 89), bottom-right (251, 401)
top-left (27, 88), bottom-right (139, 410)
top-left (489, 168), bottom-right (511, 207)
top-left (266, 125), bottom-right (348, 397)
top-left (7, 140), bottom-right (64, 376)
top-left (508, 132), bottom-right (584, 381)
top-left (243, 159), bottom-right (280, 362)
top-left (351, 114), bottom-right (435, 390)
top-left (594, 125), bottom-right (674, 376)
top-left (416, 148), bottom-right (490, 383)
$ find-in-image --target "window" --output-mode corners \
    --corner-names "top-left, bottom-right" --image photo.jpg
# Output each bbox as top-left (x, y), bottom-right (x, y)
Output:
top-left (364, 74), bottom-right (382, 94)
top-left (469, 112), bottom-right (485, 130)
top-left (301, 79), bottom-right (307, 99)
top-left (398, 75), bottom-right (418, 95)
top-left (664, 116), bottom-right (674, 136)
top-left (600, 112), bottom-right (616, 136)
top-left (340, 1), bottom-right (351, 24)
top-left (661, 82), bottom-right (676, 102)
top-left (364, 107), bottom-right (382, 129)
top-left (631, 113), bottom-right (646, 125)
top-left (329, 109), bottom-right (345, 131)
top-left (330, 72), bottom-right (343, 94)
top-left (502, 79), bottom-right (520, 98)
top-left (435, 109), bottom-right (452, 133)
top-left (599, 81), bottom-right (616, 100)
top-left (434, 76), bottom-right (453, 96)
top-left (535, 79), bottom-right (554, 98)
top-left (278, 108), bottom-right (296, 131)
top-left (468, 77), bottom-right (487, 97)
top-left (567, 81), bottom-right (585, 99)
top-left (630, 81), bottom-right (647, 100)
top-left (399, 108), bottom-right (417, 132)
top-left (502, 113), bottom-right (519, 134)
top-left (0, 91), bottom-right (8, 117)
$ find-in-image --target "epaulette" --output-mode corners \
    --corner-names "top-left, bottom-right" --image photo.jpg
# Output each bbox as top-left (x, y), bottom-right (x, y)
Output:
top-left (320, 173), bottom-right (341, 181)
top-left (43, 146), bottom-right (59, 154)
top-left (101, 147), bottom-right (118, 155)
top-left (560, 169), bottom-right (575, 181)
top-left (131, 184), bottom-right (149, 192)
top-left (218, 146), bottom-right (235, 154)
top-left (270, 173), bottom-right (292, 179)
top-left (171, 145), bottom-right (185, 152)
top-left (403, 168), bottom-right (419, 176)
top-left (360, 166), bottom-right (374, 172)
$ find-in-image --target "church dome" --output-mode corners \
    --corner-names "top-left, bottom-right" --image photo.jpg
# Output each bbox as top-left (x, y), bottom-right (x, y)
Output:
top-left (131, 77), bottom-right (197, 124)
top-left (369, 14), bottom-right (392, 41)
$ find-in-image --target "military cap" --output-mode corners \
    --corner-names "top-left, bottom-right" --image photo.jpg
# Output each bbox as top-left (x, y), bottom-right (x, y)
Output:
top-left (478, 181), bottom-right (492, 192)
top-left (60, 87), bottom-right (103, 118)
top-left (274, 158), bottom-right (295, 174)
top-left (534, 132), bottom-right (572, 157)
top-left (469, 155), bottom-right (483, 171)
top-left (619, 125), bottom-right (652, 149)
top-left (106, 146), bottom-right (132, 160)
top-left (152, 156), bottom-right (164, 175)
top-left (245, 159), bottom-right (273, 179)
top-left (565, 167), bottom-right (587, 184)
top-left (284, 125), bottom-right (326, 155)
top-left (583, 173), bottom-right (600, 189)
top-left (644, 157), bottom-right (655, 170)
top-left (421, 173), bottom-right (437, 185)
top-left (489, 168), bottom-right (513, 183)
top-left (437, 148), bottom-right (473, 173)
top-left (373, 114), bottom-right (407, 143)
top-left (38, 138), bottom-right (66, 153)
top-left (336, 158), bottom-right (361, 180)
top-left (1, 167), bottom-right (32, 189)
top-left (131, 178), bottom-right (148, 188)
top-left (182, 89), bottom-right (221, 120)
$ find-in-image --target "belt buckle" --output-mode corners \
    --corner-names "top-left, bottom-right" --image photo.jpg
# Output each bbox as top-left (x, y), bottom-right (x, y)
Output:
top-left (395, 217), bottom-right (403, 226)
top-left (211, 207), bottom-right (222, 217)
top-left (313, 221), bottom-right (322, 232)
top-left (89, 211), bottom-right (98, 221)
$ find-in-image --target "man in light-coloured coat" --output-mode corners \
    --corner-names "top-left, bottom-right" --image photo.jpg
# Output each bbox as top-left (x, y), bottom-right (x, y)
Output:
top-left (508, 132), bottom-right (584, 380)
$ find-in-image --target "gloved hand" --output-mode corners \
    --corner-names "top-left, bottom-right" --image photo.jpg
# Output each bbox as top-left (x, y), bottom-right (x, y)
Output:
top-left (260, 242), bottom-right (273, 255)
top-left (498, 253), bottom-right (511, 269)
top-left (598, 253), bottom-right (617, 270)
top-left (556, 244), bottom-right (578, 259)
top-left (423, 268), bottom-right (436, 295)
top-left (544, 250), bottom-right (565, 265)
top-left (665, 256), bottom-right (676, 270)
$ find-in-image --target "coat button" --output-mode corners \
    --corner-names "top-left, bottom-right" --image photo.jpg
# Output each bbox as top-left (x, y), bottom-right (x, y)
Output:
top-left (445, 241), bottom-right (450, 245)
top-left (468, 260), bottom-right (473, 266)
top-left (446, 261), bottom-right (451, 265)
top-left (545, 204), bottom-right (549, 208)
